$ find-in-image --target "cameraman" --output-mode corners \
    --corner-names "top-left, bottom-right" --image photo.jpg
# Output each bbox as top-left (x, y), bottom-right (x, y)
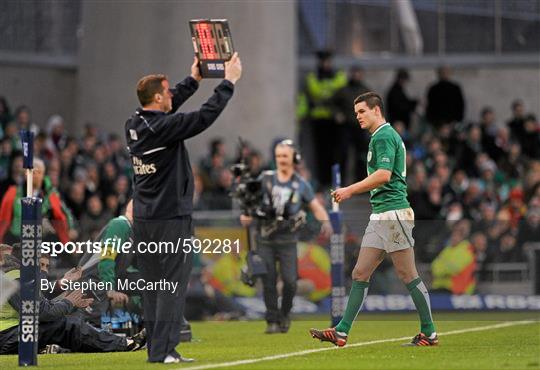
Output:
top-left (240, 140), bottom-right (331, 334)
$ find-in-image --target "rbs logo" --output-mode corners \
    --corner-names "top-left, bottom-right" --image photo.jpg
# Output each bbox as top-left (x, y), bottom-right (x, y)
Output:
top-left (133, 156), bottom-right (157, 175)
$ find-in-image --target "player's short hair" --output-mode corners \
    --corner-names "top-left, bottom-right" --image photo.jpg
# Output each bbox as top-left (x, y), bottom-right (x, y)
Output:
top-left (354, 92), bottom-right (385, 116)
top-left (136, 74), bottom-right (168, 106)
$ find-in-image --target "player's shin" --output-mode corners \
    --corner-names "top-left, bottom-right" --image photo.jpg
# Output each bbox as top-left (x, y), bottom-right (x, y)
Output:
top-left (334, 281), bottom-right (369, 334)
top-left (406, 277), bottom-right (436, 336)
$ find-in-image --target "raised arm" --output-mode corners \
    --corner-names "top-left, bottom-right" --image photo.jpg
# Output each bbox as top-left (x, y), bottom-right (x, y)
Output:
top-left (154, 53), bottom-right (242, 144)
top-left (170, 57), bottom-right (203, 112)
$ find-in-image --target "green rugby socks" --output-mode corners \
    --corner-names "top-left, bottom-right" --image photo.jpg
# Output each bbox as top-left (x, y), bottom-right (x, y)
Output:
top-left (407, 277), bottom-right (436, 336)
top-left (335, 281), bottom-right (370, 334)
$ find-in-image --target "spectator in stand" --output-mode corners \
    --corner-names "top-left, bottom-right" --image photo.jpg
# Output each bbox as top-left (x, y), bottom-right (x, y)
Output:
top-left (13, 105), bottom-right (39, 135)
top-left (3, 121), bottom-right (21, 151)
top-left (423, 137), bottom-right (443, 173)
top-left (92, 144), bottom-right (107, 169)
top-left (192, 171), bottom-right (208, 211)
top-left (107, 133), bottom-right (130, 173)
top-left (200, 148), bottom-right (226, 192)
top-left (80, 135), bottom-right (98, 167)
top-left (425, 66), bottom-right (465, 129)
top-left (65, 181), bottom-right (87, 219)
top-left (332, 65), bottom-right (371, 182)
top-left (516, 207), bottom-right (540, 252)
top-left (520, 114), bottom-right (540, 159)
top-left (407, 162), bottom-right (427, 193)
top-left (0, 158), bottom-right (74, 244)
top-left (0, 152), bottom-right (23, 196)
top-left (477, 158), bottom-right (500, 204)
top-left (0, 96), bottom-right (13, 130)
top-left (46, 157), bottom-right (63, 189)
top-left (456, 125), bottom-right (484, 177)
top-left (499, 142), bottom-right (527, 183)
top-left (494, 126), bottom-right (512, 161)
top-left (114, 175), bottom-right (131, 210)
top-left (104, 193), bottom-right (120, 217)
top-left (470, 232), bottom-right (489, 281)
top-left (461, 180), bottom-right (484, 220)
top-left (442, 169), bottom-right (469, 206)
top-left (431, 220), bottom-right (476, 294)
top-left (488, 233), bottom-right (524, 263)
top-left (45, 115), bottom-right (68, 154)
top-left (409, 175), bottom-right (444, 261)
top-left (296, 50), bottom-right (347, 187)
top-left (478, 107), bottom-right (500, 161)
top-left (206, 168), bottom-right (233, 210)
top-left (393, 121), bottom-right (412, 148)
top-left (84, 163), bottom-right (100, 197)
top-left (507, 99), bottom-right (527, 144)
top-left (409, 176), bottom-right (443, 220)
top-left (386, 68), bottom-right (418, 130)
top-left (0, 139), bottom-right (13, 182)
top-left (79, 195), bottom-right (112, 241)
top-left (100, 161), bottom-right (118, 199)
top-left (524, 162), bottom-right (540, 196)
top-left (199, 138), bottom-right (228, 177)
top-left (499, 187), bottom-right (527, 232)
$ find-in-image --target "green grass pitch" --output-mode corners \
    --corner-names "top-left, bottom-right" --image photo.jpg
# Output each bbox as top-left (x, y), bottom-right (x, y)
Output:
top-left (0, 312), bottom-right (538, 370)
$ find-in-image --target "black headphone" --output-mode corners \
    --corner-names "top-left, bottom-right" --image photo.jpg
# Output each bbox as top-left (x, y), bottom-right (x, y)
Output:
top-left (278, 139), bottom-right (302, 165)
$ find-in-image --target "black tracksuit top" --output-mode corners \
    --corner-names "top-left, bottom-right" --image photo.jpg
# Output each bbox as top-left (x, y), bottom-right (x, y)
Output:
top-left (125, 76), bottom-right (234, 220)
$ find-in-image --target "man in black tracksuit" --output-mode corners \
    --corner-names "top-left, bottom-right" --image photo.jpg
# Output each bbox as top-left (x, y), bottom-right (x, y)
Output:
top-left (124, 54), bottom-right (242, 364)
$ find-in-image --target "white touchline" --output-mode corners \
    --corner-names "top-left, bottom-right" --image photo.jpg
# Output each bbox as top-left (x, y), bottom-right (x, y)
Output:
top-left (177, 320), bottom-right (538, 370)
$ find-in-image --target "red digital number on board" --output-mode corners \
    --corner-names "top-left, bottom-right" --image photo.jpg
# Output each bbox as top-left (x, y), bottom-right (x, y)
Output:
top-left (196, 23), bottom-right (218, 59)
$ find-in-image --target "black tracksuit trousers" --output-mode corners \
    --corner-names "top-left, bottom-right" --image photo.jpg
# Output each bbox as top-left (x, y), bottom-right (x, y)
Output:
top-left (133, 217), bottom-right (193, 363)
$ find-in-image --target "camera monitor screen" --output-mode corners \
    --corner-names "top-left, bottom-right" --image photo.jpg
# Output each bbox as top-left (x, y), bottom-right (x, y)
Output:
top-left (189, 19), bottom-right (234, 78)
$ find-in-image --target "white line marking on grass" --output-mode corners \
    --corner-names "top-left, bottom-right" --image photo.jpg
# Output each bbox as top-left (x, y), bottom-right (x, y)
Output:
top-left (178, 320), bottom-right (537, 370)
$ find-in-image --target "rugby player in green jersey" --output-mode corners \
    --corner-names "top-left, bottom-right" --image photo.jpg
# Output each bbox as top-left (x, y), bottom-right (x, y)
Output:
top-left (310, 92), bottom-right (438, 347)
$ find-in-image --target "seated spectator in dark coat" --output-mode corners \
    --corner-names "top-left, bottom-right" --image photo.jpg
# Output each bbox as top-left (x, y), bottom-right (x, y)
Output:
top-left (409, 176), bottom-right (443, 220)
top-left (456, 125), bottom-right (484, 177)
top-left (478, 107), bottom-right (501, 161)
top-left (516, 207), bottom-right (540, 252)
top-left (79, 195), bottom-right (112, 241)
top-left (470, 232), bottom-right (489, 281)
top-left (65, 181), bottom-right (86, 219)
top-left (488, 233), bottom-right (525, 263)
top-left (498, 143), bottom-right (527, 182)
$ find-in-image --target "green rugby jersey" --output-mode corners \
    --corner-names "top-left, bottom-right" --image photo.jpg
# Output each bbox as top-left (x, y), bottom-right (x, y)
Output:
top-left (97, 215), bottom-right (132, 288)
top-left (367, 122), bottom-right (410, 213)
